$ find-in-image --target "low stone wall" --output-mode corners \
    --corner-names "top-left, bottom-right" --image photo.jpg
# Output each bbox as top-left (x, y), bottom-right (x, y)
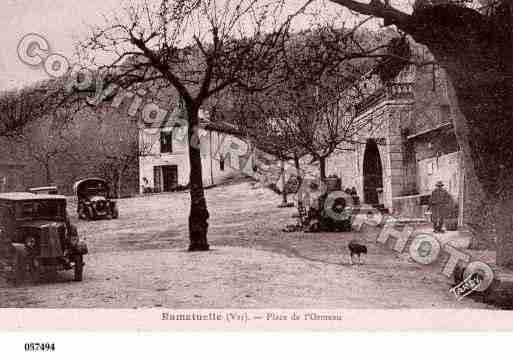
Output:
top-left (459, 264), bottom-right (513, 309)
top-left (392, 194), bottom-right (430, 219)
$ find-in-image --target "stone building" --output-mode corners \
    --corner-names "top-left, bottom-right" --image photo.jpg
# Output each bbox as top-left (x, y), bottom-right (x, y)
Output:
top-left (326, 50), bottom-right (467, 223)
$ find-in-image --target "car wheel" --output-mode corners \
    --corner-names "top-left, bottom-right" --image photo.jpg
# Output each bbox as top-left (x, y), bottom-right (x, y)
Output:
top-left (74, 255), bottom-right (83, 282)
top-left (87, 207), bottom-right (96, 221)
top-left (29, 260), bottom-right (41, 284)
top-left (78, 207), bottom-right (87, 220)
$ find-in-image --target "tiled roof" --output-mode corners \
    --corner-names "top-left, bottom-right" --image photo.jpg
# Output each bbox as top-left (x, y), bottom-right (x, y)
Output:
top-left (0, 192), bottom-right (66, 201)
top-left (145, 116), bottom-right (243, 137)
top-left (201, 120), bottom-right (242, 136)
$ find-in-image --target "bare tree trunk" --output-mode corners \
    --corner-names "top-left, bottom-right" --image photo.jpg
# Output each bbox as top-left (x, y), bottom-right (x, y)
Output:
top-left (110, 170), bottom-right (118, 198)
top-left (187, 108), bottom-right (209, 251)
top-left (445, 71), bottom-right (495, 249)
top-left (294, 154), bottom-right (302, 189)
top-left (396, 5), bottom-right (513, 266)
top-left (117, 168), bottom-right (123, 199)
top-left (209, 131), bottom-right (214, 186)
top-left (294, 153), bottom-right (305, 217)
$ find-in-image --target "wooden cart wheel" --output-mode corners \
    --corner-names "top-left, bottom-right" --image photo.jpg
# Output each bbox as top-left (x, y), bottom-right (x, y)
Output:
top-left (74, 255), bottom-right (83, 282)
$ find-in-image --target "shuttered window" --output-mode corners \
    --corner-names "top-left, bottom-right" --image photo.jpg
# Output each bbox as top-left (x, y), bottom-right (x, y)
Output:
top-left (160, 131), bottom-right (173, 153)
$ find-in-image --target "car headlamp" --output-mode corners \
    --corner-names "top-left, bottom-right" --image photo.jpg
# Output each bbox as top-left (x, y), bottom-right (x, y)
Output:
top-left (25, 236), bottom-right (36, 248)
top-left (70, 235), bottom-right (79, 246)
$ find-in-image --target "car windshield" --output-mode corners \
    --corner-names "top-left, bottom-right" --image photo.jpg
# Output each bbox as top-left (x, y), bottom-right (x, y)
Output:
top-left (86, 187), bottom-right (107, 197)
top-left (16, 200), bottom-right (65, 220)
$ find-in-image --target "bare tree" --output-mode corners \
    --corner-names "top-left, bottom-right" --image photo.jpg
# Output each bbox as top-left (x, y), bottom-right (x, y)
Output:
top-left (77, 0), bottom-right (311, 250)
top-left (94, 115), bottom-right (153, 198)
top-left (232, 23), bottom-right (389, 211)
top-left (289, 26), bottom-right (395, 180)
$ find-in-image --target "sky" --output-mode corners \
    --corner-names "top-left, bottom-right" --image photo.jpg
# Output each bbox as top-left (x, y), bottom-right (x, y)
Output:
top-left (0, 0), bottom-right (413, 91)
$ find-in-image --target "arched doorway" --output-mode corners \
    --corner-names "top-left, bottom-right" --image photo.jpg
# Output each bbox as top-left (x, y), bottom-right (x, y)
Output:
top-left (363, 139), bottom-right (383, 205)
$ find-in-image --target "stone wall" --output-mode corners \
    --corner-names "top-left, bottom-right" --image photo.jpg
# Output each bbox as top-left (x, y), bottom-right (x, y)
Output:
top-left (140, 126), bottom-right (254, 192)
top-left (392, 195), bottom-right (429, 219)
top-left (0, 164), bottom-right (25, 192)
top-left (411, 65), bottom-right (452, 134)
top-left (417, 151), bottom-right (461, 199)
top-left (0, 105), bottom-right (141, 197)
top-left (319, 41), bottom-right (495, 248)
top-left (326, 150), bottom-right (359, 191)
top-left (462, 156), bottom-right (497, 249)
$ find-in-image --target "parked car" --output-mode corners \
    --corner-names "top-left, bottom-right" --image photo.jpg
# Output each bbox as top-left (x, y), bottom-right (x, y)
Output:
top-left (302, 189), bottom-right (356, 232)
top-left (73, 178), bottom-right (119, 220)
top-left (0, 192), bottom-right (88, 283)
top-left (28, 186), bottom-right (58, 195)
top-left (319, 190), bottom-right (355, 232)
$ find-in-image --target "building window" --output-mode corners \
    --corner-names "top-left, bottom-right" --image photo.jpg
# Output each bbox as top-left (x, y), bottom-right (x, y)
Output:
top-left (440, 104), bottom-right (451, 123)
top-left (0, 176), bottom-right (6, 192)
top-left (160, 131), bottom-right (173, 153)
top-left (219, 157), bottom-right (225, 171)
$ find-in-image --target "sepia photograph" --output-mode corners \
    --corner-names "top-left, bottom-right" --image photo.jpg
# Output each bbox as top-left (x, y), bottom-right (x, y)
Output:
top-left (0, 0), bottom-right (512, 333)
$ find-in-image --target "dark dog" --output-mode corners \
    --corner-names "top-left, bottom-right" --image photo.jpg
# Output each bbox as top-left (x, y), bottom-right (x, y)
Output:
top-left (348, 240), bottom-right (367, 265)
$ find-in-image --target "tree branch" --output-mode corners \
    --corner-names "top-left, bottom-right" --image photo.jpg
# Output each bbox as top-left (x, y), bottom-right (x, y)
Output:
top-left (328, 0), bottom-right (412, 26)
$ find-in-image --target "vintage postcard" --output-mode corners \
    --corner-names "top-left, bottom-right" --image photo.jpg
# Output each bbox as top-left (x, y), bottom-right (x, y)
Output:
top-left (1, 0), bottom-right (513, 335)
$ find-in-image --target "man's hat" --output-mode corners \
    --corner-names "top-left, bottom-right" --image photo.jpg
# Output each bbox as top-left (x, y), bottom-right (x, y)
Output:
top-left (436, 181), bottom-right (444, 187)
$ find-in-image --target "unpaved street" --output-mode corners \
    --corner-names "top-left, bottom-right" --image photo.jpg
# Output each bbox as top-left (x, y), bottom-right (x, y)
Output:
top-left (0, 181), bottom-right (494, 309)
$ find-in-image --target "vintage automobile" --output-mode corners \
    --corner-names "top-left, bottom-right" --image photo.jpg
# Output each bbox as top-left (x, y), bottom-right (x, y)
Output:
top-left (0, 192), bottom-right (88, 283)
top-left (28, 186), bottom-right (59, 195)
top-left (73, 178), bottom-right (119, 220)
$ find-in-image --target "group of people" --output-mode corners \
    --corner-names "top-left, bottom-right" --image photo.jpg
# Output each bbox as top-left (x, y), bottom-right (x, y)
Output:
top-left (294, 178), bottom-right (453, 233)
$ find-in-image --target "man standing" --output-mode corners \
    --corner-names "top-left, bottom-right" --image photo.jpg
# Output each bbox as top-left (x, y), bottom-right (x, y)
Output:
top-left (430, 181), bottom-right (451, 233)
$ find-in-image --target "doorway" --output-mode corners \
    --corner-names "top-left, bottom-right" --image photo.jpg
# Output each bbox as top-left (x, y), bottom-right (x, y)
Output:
top-left (363, 139), bottom-right (383, 204)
